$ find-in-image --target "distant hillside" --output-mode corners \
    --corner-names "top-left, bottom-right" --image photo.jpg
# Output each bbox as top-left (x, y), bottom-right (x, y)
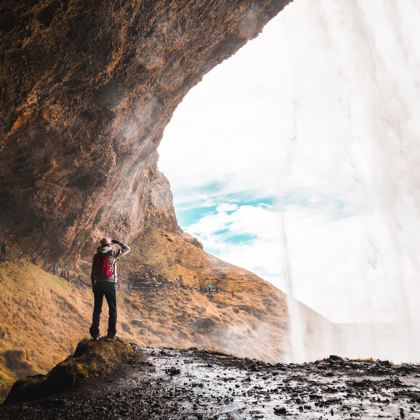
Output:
top-left (121, 228), bottom-right (335, 362)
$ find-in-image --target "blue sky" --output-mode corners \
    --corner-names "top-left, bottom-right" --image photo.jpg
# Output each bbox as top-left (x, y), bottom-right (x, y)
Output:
top-left (176, 188), bottom-right (276, 230)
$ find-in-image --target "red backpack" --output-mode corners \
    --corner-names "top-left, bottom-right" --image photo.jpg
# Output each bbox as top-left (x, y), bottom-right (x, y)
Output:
top-left (92, 253), bottom-right (112, 280)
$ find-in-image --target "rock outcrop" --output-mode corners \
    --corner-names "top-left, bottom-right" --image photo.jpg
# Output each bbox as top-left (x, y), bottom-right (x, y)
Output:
top-left (3, 338), bottom-right (134, 405)
top-left (0, 0), bottom-right (292, 266)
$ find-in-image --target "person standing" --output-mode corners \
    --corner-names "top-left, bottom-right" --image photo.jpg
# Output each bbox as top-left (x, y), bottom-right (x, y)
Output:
top-left (89, 237), bottom-right (130, 341)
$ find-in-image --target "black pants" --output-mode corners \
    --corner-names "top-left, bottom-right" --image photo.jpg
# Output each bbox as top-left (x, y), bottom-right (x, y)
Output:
top-left (89, 282), bottom-right (117, 338)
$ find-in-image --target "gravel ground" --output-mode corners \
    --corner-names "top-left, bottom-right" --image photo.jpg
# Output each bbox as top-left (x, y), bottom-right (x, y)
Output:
top-left (1, 346), bottom-right (419, 419)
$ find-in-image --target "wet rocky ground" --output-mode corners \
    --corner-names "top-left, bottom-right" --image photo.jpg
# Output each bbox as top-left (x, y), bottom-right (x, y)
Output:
top-left (1, 346), bottom-right (419, 419)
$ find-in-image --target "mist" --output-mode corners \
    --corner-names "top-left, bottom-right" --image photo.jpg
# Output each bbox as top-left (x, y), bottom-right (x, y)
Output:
top-left (159, 0), bottom-right (420, 362)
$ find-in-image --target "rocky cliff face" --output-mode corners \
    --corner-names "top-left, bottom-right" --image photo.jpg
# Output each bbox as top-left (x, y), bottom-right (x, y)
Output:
top-left (0, 0), bottom-right (292, 266)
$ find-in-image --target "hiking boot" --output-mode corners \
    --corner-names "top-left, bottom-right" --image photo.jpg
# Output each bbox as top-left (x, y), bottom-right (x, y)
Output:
top-left (105, 336), bottom-right (116, 342)
top-left (91, 335), bottom-right (101, 341)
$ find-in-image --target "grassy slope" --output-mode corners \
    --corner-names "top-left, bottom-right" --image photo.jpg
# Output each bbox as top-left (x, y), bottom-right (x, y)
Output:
top-left (0, 229), bottom-right (334, 401)
top-left (0, 261), bottom-right (92, 400)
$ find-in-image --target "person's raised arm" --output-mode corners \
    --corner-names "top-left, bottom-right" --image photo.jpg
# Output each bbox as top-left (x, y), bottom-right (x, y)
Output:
top-left (111, 239), bottom-right (130, 259)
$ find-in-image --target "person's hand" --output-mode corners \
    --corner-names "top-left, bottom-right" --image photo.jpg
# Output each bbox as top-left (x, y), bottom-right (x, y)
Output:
top-left (111, 239), bottom-right (119, 244)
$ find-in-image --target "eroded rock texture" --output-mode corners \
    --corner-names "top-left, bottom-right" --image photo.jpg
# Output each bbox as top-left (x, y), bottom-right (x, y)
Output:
top-left (0, 0), bottom-right (292, 265)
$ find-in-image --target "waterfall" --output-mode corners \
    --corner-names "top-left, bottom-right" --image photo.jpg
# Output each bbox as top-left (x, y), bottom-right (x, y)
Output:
top-left (281, 215), bottom-right (306, 362)
top-left (270, 0), bottom-right (420, 361)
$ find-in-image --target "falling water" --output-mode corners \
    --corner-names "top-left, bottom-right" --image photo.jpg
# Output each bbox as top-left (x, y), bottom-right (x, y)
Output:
top-left (274, 0), bottom-right (420, 361)
top-left (280, 215), bottom-right (306, 362)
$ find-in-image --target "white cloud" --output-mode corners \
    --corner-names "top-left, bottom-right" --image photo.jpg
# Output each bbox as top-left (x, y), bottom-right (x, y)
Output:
top-left (187, 203), bottom-right (283, 286)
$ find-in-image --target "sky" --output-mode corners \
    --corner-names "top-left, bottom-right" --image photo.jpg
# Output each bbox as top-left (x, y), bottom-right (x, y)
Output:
top-left (158, 0), bottom-right (420, 326)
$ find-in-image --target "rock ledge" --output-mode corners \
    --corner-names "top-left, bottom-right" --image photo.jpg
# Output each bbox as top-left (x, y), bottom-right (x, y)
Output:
top-left (3, 338), bottom-right (133, 405)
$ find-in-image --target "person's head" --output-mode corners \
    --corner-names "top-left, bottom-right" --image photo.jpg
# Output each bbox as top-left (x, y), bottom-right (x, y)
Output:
top-left (100, 237), bottom-right (112, 246)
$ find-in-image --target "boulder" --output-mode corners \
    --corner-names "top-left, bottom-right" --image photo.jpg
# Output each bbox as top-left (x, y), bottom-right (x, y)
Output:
top-left (3, 338), bottom-right (134, 405)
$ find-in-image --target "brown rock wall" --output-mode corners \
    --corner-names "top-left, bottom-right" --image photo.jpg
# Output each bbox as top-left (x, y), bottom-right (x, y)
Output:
top-left (0, 0), bottom-right (293, 265)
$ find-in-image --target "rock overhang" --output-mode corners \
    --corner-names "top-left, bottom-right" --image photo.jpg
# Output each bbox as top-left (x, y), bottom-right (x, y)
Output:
top-left (0, 0), bottom-right (294, 266)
